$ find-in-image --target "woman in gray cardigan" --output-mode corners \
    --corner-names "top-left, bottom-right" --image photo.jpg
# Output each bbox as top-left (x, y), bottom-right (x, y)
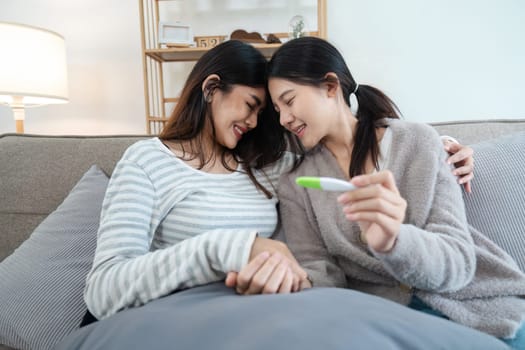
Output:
top-left (258, 37), bottom-right (524, 348)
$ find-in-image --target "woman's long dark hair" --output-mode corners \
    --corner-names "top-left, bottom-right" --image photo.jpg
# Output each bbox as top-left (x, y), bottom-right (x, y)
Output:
top-left (267, 37), bottom-right (401, 177)
top-left (160, 40), bottom-right (292, 198)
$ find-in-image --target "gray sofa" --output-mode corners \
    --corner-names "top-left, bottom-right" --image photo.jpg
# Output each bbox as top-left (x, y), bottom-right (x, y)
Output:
top-left (1, 119), bottom-right (524, 350)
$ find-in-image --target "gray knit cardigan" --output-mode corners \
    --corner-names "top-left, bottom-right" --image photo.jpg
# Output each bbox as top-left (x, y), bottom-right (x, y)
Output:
top-left (278, 119), bottom-right (525, 338)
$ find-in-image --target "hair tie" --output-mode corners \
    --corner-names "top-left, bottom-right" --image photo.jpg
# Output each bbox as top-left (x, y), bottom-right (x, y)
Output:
top-left (349, 83), bottom-right (359, 115)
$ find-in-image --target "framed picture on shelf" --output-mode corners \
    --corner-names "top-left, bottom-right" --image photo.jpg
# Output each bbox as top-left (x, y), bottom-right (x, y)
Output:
top-left (158, 21), bottom-right (193, 47)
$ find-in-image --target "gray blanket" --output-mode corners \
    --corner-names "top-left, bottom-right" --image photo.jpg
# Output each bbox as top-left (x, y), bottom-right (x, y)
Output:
top-left (55, 283), bottom-right (507, 350)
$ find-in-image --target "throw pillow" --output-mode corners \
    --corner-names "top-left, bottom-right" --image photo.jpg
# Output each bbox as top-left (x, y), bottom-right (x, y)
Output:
top-left (0, 165), bottom-right (108, 350)
top-left (463, 131), bottom-right (525, 271)
top-left (55, 283), bottom-right (508, 350)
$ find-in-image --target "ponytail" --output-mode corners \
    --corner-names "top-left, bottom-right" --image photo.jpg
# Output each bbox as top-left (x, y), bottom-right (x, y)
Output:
top-left (350, 84), bottom-right (400, 176)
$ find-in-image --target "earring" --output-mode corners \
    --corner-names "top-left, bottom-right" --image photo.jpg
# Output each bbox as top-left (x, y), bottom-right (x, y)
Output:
top-left (205, 93), bottom-right (212, 103)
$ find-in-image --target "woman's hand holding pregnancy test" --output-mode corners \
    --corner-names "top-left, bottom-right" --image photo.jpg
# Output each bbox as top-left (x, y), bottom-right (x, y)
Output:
top-left (297, 172), bottom-right (407, 253)
top-left (338, 171), bottom-right (406, 252)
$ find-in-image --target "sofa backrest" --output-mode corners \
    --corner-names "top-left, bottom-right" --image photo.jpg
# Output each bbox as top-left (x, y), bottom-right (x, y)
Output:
top-left (1, 118), bottom-right (525, 261)
top-left (0, 134), bottom-right (147, 261)
top-left (430, 118), bottom-right (525, 144)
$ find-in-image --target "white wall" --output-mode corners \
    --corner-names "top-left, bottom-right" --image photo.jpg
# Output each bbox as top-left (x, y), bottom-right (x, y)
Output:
top-left (1, 0), bottom-right (524, 135)
top-left (328, 0), bottom-right (525, 122)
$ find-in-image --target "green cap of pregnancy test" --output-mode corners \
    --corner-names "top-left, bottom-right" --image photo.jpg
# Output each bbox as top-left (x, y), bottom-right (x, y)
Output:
top-left (296, 177), bottom-right (323, 189)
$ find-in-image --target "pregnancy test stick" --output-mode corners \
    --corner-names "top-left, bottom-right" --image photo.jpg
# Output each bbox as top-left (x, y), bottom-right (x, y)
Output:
top-left (295, 176), bottom-right (357, 192)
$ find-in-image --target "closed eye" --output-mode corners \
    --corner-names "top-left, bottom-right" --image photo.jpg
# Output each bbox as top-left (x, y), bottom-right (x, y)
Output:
top-left (247, 102), bottom-right (264, 117)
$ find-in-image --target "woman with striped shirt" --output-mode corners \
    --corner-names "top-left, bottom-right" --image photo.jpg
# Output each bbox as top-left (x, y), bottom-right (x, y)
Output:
top-left (83, 40), bottom-right (308, 320)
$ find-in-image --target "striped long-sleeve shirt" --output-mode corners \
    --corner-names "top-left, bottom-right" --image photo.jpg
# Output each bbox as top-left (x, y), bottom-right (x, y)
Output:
top-left (84, 137), bottom-right (295, 319)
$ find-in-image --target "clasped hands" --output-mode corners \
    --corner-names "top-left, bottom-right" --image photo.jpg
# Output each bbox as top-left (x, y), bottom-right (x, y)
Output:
top-left (225, 237), bottom-right (311, 295)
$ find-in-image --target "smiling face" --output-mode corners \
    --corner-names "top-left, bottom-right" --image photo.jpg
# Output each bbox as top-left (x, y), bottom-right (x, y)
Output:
top-left (208, 84), bottom-right (266, 149)
top-left (268, 78), bottom-right (337, 150)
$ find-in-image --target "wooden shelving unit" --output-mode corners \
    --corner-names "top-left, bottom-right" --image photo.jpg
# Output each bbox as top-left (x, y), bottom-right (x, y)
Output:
top-left (139, 0), bottom-right (327, 134)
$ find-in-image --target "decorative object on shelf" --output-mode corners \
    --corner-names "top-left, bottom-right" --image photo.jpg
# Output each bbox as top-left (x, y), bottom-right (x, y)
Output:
top-left (158, 21), bottom-right (194, 47)
top-left (230, 29), bottom-right (266, 44)
top-left (194, 35), bottom-right (226, 48)
top-left (265, 33), bottom-right (282, 44)
top-left (288, 15), bottom-right (307, 39)
top-left (0, 22), bottom-right (69, 134)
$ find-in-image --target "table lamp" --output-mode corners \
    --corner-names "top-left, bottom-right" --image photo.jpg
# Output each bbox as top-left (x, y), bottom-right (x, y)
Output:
top-left (0, 22), bottom-right (69, 133)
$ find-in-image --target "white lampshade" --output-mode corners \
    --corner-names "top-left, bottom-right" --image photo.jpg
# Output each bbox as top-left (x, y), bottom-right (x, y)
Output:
top-left (0, 22), bottom-right (68, 106)
top-left (0, 22), bottom-right (69, 133)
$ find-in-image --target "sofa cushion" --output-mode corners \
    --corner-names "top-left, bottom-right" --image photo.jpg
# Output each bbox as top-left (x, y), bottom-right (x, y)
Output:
top-left (0, 165), bottom-right (108, 350)
top-left (463, 131), bottom-right (525, 271)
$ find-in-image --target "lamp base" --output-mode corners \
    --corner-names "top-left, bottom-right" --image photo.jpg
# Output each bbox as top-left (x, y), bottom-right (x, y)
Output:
top-left (16, 119), bottom-right (24, 133)
top-left (12, 98), bottom-right (25, 134)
